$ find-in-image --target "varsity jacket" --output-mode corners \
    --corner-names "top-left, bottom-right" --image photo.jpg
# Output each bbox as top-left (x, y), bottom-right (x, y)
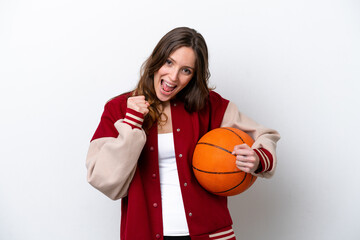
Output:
top-left (86, 91), bottom-right (280, 240)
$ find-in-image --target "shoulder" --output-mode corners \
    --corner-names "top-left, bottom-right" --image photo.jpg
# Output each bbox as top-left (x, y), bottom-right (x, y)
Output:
top-left (208, 90), bottom-right (230, 108)
top-left (202, 91), bottom-right (230, 129)
top-left (104, 92), bottom-right (131, 110)
top-left (106, 92), bottom-right (131, 106)
top-left (209, 90), bottom-right (222, 99)
top-left (100, 92), bottom-right (132, 120)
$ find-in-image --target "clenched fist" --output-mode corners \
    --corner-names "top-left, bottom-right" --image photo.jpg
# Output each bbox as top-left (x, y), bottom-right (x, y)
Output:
top-left (232, 144), bottom-right (260, 173)
top-left (127, 95), bottom-right (150, 116)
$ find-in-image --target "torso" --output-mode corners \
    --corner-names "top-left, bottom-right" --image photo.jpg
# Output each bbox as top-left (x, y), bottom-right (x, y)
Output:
top-left (116, 91), bottom-right (233, 239)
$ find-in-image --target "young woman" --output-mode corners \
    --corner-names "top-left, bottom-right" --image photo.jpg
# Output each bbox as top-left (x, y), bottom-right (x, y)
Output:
top-left (86, 27), bottom-right (280, 240)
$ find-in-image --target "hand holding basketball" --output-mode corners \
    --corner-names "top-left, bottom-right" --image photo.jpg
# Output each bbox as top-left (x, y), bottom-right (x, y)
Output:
top-left (232, 144), bottom-right (259, 174)
top-left (127, 95), bottom-right (150, 116)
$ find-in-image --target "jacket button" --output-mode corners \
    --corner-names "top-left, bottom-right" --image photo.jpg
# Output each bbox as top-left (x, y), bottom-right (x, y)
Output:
top-left (152, 173), bottom-right (156, 178)
top-left (150, 146), bottom-right (154, 151)
top-left (153, 203), bottom-right (158, 208)
top-left (173, 103), bottom-right (177, 106)
top-left (189, 212), bottom-right (192, 217)
top-left (177, 128), bottom-right (180, 132)
top-left (179, 154), bottom-right (183, 158)
top-left (156, 233), bottom-right (161, 239)
top-left (184, 182), bottom-right (188, 187)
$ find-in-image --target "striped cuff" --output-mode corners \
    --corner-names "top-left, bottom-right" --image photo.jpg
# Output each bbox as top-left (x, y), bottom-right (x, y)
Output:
top-left (254, 148), bottom-right (273, 173)
top-left (123, 108), bottom-right (144, 130)
top-left (209, 226), bottom-right (235, 239)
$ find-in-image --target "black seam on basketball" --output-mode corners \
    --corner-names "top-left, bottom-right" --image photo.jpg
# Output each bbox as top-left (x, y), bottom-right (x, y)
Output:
top-left (213, 173), bottom-right (248, 193)
top-left (196, 142), bottom-right (233, 155)
top-left (192, 165), bottom-right (242, 174)
top-left (223, 128), bottom-right (245, 143)
top-left (250, 174), bottom-right (254, 184)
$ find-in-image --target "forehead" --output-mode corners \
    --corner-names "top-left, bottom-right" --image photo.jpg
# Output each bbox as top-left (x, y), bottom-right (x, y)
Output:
top-left (169, 46), bottom-right (196, 68)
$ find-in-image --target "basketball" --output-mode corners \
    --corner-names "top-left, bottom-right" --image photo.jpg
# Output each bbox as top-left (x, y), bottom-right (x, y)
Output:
top-left (192, 127), bottom-right (257, 196)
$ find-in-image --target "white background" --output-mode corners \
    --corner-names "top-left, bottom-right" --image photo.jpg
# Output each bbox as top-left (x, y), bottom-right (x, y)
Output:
top-left (1, 0), bottom-right (359, 239)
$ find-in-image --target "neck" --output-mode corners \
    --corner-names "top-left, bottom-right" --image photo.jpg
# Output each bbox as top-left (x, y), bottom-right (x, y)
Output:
top-left (161, 101), bottom-right (170, 108)
top-left (157, 101), bottom-right (172, 134)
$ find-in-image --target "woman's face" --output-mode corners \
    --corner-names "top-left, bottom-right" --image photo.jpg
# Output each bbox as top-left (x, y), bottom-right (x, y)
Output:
top-left (154, 46), bottom-right (196, 102)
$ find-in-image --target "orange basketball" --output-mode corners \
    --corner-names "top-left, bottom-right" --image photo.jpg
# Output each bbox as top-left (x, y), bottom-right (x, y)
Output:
top-left (192, 127), bottom-right (257, 196)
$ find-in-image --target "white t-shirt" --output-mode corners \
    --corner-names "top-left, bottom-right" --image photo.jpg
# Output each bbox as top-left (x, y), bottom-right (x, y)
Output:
top-left (158, 133), bottom-right (189, 236)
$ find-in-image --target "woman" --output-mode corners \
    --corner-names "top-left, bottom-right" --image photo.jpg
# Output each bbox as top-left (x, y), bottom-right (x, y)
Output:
top-left (86, 27), bottom-right (280, 240)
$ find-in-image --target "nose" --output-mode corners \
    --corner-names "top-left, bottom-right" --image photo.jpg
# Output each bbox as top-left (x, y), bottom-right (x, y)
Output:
top-left (168, 68), bottom-right (179, 81)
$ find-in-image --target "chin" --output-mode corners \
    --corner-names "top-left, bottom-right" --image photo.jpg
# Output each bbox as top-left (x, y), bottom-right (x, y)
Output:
top-left (156, 93), bottom-right (172, 103)
top-left (156, 87), bottom-right (179, 103)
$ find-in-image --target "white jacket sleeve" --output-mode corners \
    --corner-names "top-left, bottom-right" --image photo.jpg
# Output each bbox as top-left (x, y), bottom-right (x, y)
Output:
top-left (220, 101), bottom-right (280, 178)
top-left (86, 120), bottom-right (146, 200)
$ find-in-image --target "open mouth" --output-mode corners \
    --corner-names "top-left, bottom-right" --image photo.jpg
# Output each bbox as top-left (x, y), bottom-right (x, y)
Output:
top-left (161, 80), bottom-right (177, 94)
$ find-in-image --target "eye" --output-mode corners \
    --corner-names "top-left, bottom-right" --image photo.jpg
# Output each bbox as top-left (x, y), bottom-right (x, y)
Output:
top-left (182, 68), bottom-right (192, 75)
top-left (165, 59), bottom-right (172, 65)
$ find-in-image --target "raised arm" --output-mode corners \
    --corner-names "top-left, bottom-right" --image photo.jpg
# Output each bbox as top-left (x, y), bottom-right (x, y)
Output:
top-left (86, 95), bottom-right (149, 200)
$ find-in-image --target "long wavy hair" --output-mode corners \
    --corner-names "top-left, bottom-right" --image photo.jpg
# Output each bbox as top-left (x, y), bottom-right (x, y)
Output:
top-left (133, 27), bottom-right (211, 131)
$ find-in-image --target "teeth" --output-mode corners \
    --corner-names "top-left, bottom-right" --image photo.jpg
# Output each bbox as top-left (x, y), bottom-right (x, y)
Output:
top-left (164, 80), bottom-right (176, 88)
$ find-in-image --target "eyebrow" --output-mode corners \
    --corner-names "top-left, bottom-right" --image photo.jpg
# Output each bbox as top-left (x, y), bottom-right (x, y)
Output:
top-left (169, 57), bottom-right (195, 70)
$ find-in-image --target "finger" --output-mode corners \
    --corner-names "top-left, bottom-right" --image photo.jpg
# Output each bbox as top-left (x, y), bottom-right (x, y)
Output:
top-left (127, 104), bottom-right (148, 114)
top-left (129, 99), bottom-right (147, 106)
top-left (236, 164), bottom-right (252, 173)
top-left (233, 143), bottom-right (250, 150)
top-left (135, 102), bottom-right (150, 109)
top-left (127, 96), bottom-right (147, 105)
top-left (129, 95), bottom-right (146, 100)
top-left (138, 106), bottom-right (150, 115)
top-left (236, 154), bottom-right (256, 163)
top-left (233, 148), bottom-right (253, 155)
top-left (128, 104), bottom-right (144, 113)
top-left (127, 98), bottom-right (150, 113)
top-left (232, 144), bottom-right (250, 153)
top-left (232, 148), bottom-right (254, 157)
top-left (132, 99), bottom-right (148, 105)
top-left (142, 108), bottom-right (149, 116)
top-left (236, 160), bottom-right (256, 172)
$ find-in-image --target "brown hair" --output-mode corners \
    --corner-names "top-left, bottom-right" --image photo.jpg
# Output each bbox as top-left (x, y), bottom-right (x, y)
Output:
top-left (133, 27), bottom-right (211, 131)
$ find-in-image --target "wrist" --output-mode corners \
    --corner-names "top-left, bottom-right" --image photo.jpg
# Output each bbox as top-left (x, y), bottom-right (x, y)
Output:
top-left (253, 148), bottom-right (273, 173)
top-left (123, 108), bottom-right (144, 129)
